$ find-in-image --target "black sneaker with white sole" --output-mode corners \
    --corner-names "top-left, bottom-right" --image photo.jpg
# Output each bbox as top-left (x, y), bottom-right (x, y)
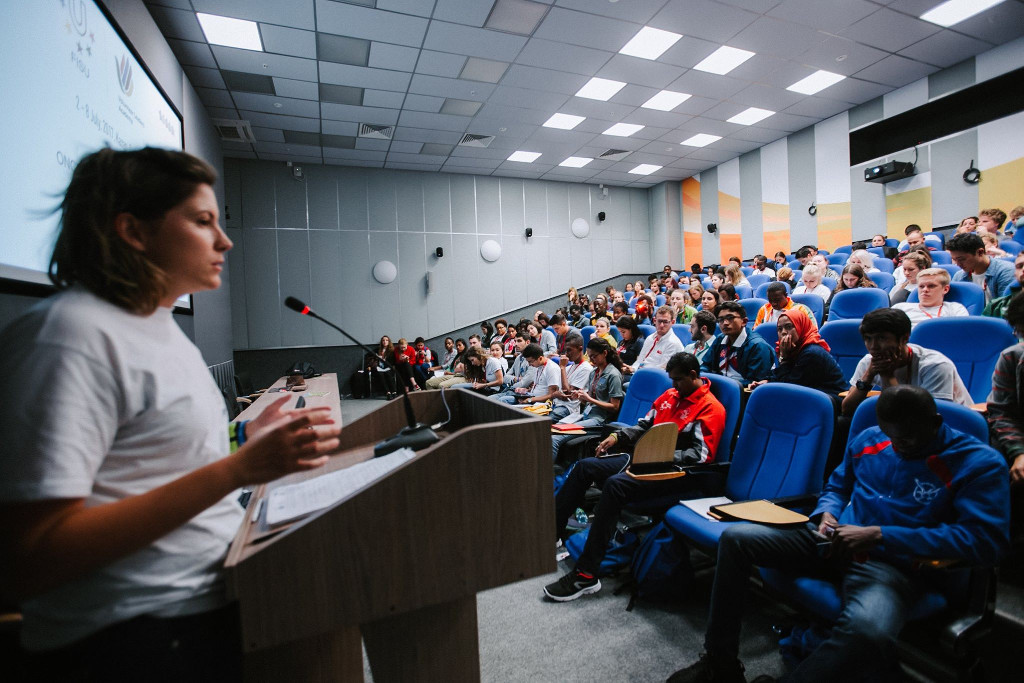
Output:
top-left (543, 569), bottom-right (601, 601)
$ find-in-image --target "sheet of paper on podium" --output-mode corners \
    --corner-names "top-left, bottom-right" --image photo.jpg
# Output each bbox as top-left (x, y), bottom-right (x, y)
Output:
top-left (265, 448), bottom-right (416, 525)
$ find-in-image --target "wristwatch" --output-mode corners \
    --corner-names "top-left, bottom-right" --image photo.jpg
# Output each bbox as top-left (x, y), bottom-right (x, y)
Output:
top-left (855, 379), bottom-right (873, 392)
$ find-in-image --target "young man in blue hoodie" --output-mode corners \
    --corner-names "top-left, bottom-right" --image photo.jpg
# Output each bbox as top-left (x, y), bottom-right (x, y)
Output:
top-left (667, 385), bottom-right (1009, 683)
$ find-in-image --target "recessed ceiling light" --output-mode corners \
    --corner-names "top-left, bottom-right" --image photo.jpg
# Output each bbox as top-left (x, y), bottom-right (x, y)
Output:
top-left (543, 113), bottom-right (586, 130)
top-left (680, 133), bottom-right (721, 147)
top-left (575, 77), bottom-right (627, 101)
top-left (641, 90), bottom-right (691, 111)
top-left (786, 69), bottom-right (846, 95)
top-left (196, 13), bottom-right (263, 51)
top-left (921, 0), bottom-right (1007, 27)
top-left (619, 26), bottom-right (682, 60)
top-left (560, 157), bottom-right (593, 168)
top-left (693, 46), bottom-right (754, 75)
top-left (727, 107), bottom-right (775, 125)
top-left (603, 123), bottom-right (644, 137)
top-left (629, 164), bottom-right (662, 175)
top-left (507, 151), bottom-right (542, 163)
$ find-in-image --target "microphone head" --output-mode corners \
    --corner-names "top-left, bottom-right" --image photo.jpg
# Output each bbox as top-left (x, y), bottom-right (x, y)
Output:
top-left (284, 296), bottom-right (309, 314)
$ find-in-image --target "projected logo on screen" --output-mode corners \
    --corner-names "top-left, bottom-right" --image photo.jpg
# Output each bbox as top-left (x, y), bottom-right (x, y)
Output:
top-left (115, 54), bottom-right (134, 96)
top-left (68, 0), bottom-right (88, 37)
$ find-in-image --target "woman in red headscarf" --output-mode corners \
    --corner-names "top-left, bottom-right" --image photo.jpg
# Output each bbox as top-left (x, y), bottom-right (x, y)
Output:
top-left (748, 308), bottom-right (847, 396)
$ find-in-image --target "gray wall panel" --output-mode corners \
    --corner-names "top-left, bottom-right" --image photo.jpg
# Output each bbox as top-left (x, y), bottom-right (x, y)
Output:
top-left (500, 234), bottom-right (529, 313)
top-left (450, 175), bottom-right (476, 233)
top-left (450, 233), bottom-right (482, 326)
top-left (275, 167), bottom-right (308, 229)
top-left (476, 177), bottom-right (501, 234)
top-left (931, 130), bottom-right (979, 227)
top-left (423, 174), bottom-right (452, 232)
top-left (649, 184), bottom-right (668, 270)
top-left (700, 167), bottom-right (719, 266)
top-left (307, 231), bottom-right (346, 346)
top-left (526, 234), bottom-right (553, 304)
top-left (569, 236), bottom-right (594, 288)
top-left (396, 173), bottom-right (425, 231)
top-left (568, 184), bottom-right (592, 235)
top-left (242, 229), bottom-right (282, 347)
top-left (608, 188), bottom-right (630, 241)
top-left (592, 238), bottom-right (615, 283)
top-left (367, 172), bottom-right (398, 231)
top-left (739, 150), bottom-right (763, 258)
top-left (786, 127), bottom-right (817, 250)
top-left (224, 159), bottom-right (242, 229)
top-left (240, 163), bottom-right (276, 228)
top-left (850, 163), bottom-right (886, 239)
top-left (929, 58), bottom-right (975, 100)
top-left (590, 188), bottom-right (610, 241)
top-left (226, 228), bottom-right (248, 349)
top-left (425, 232), bottom-right (455, 337)
top-left (524, 180), bottom-right (548, 236)
top-left (547, 183), bottom-right (571, 238)
top-left (549, 237), bottom-right (572, 298)
top-left (632, 241), bottom-right (650, 273)
top-left (306, 165), bottom-right (339, 229)
top-left (368, 232), bottom-right (401, 340)
top-left (630, 190), bottom-right (649, 244)
top-left (335, 231), bottom-right (374, 341)
top-left (338, 169), bottom-right (368, 230)
top-left (499, 178), bottom-right (525, 236)
top-left (613, 238), bottom-right (632, 275)
top-left (277, 230), bottom-right (313, 347)
top-left (397, 232), bottom-right (429, 333)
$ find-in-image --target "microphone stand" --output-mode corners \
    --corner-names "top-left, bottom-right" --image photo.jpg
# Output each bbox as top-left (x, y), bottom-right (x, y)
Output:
top-left (284, 298), bottom-right (440, 457)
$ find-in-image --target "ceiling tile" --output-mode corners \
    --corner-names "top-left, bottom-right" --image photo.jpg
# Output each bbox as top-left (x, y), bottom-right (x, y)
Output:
top-left (816, 77), bottom-right (890, 104)
top-left (261, 25), bottom-right (317, 58)
top-left (221, 70), bottom-right (276, 94)
top-left (231, 91), bottom-right (322, 117)
top-left (609, 84), bottom-right (660, 107)
top-left (404, 94), bottom-right (445, 112)
top-left (554, 0), bottom-right (665, 23)
top-left (440, 98), bottom-right (483, 116)
top-left (320, 102), bottom-right (400, 125)
top-left (323, 148), bottom-right (388, 160)
top-left (443, 156), bottom-right (503, 168)
top-left (666, 71), bottom-right (747, 100)
top-left (388, 141), bottom-right (425, 153)
top-left (240, 110), bottom-right (321, 132)
top-left (393, 127), bottom-right (466, 144)
top-left (324, 158), bottom-right (385, 168)
top-left (183, 65), bottom-right (226, 89)
top-left (459, 57), bottom-right (510, 83)
top-left (485, 0), bottom-right (550, 35)
top-left (487, 86), bottom-right (568, 112)
top-left (211, 46), bottom-right (318, 80)
top-left (723, 126), bottom-right (786, 143)
top-left (597, 55), bottom-right (686, 89)
top-left (398, 110), bottom-right (473, 132)
top-left (376, 0), bottom-right (435, 18)
top-left (898, 31), bottom-right (992, 68)
top-left (854, 54), bottom-right (939, 88)
top-left (320, 62), bottom-right (413, 91)
top-left (273, 77), bottom-right (319, 100)
top-left (387, 162), bottom-right (445, 171)
top-left (316, 0), bottom-right (429, 46)
top-left (729, 16), bottom-right (831, 59)
top-left (840, 8), bottom-right (940, 52)
top-left (408, 74), bottom-right (496, 100)
top-left (423, 21), bottom-right (529, 61)
top-left (559, 98), bottom-right (636, 121)
top-left (252, 127), bottom-right (286, 142)
top-left (500, 65), bottom-right (588, 95)
top-left (319, 83), bottom-right (364, 105)
top-left (147, 6), bottom-right (206, 42)
top-left (415, 50), bottom-right (467, 77)
top-left (659, 35), bottom-right (728, 69)
top-left (206, 106), bottom-right (241, 119)
top-left (196, 87), bottom-right (235, 108)
top-left (941, 0), bottom-right (1024, 44)
top-left (167, 39), bottom-right (218, 68)
top-left (362, 89), bottom-right (407, 108)
top-left (752, 111), bottom-right (817, 132)
top-left (796, 36), bottom-right (889, 77)
top-left (282, 130), bottom-right (323, 146)
top-left (321, 120), bottom-right (359, 136)
top-left (322, 134), bottom-right (356, 148)
top-left (649, 0), bottom-right (759, 43)
top-left (767, 0), bottom-right (880, 33)
top-left (729, 84), bottom-right (805, 111)
top-left (258, 153), bottom-right (325, 163)
top-left (355, 138), bottom-right (391, 150)
top-left (621, 107), bottom-right (694, 129)
top-left (419, 142), bottom-right (454, 155)
top-left (317, 33), bottom-right (370, 66)
top-left (783, 96), bottom-right (852, 119)
top-left (533, 7), bottom-right (641, 50)
top-left (369, 42), bottom-right (420, 71)
top-left (515, 39), bottom-right (614, 77)
top-left (432, 0), bottom-right (494, 27)
top-left (194, 0), bottom-right (316, 29)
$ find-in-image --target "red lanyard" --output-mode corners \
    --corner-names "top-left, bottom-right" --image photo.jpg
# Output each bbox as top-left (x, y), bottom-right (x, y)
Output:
top-left (642, 335), bottom-right (661, 361)
top-left (918, 303), bottom-right (943, 319)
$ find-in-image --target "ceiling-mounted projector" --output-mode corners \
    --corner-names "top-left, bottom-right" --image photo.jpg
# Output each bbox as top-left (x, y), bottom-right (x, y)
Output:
top-left (864, 161), bottom-right (916, 184)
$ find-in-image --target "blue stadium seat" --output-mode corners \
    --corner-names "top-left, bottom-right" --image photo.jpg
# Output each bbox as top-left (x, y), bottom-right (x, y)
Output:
top-left (791, 269), bottom-right (803, 281)
top-left (873, 259), bottom-right (894, 273)
top-left (747, 273), bottom-right (771, 288)
top-left (790, 293), bottom-right (824, 327)
top-left (580, 325), bottom-right (595, 348)
top-left (637, 324), bottom-right (656, 339)
top-left (926, 232), bottom-right (945, 248)
top-left (664, 384), bottom-right (835, 551)
top-left (741, 266), bottom-right (753, 276)
top-left (826, 288), bottom-right (890, 322)
top-left (930, 250), bottom-right (952, 264)
top-left (867, 271), bottom-right (895, 291)
top-left (655, 294), bottom-right (666, 306)
top-left (867, 246), bottom-right (886, 258)
top-left (754, 281), bottom-right (789, 298)
top-left (828, 253), bottom-right (847, 266)
top-left (739, 298), bottom-right (767, 328)
top-left (885, 238), bottom-right (899, 248)
top-left (833, 245), bottom-right (852, 254)
top-left (1001, 240), bottom-right (1022, 255)
top-left (672, 324), bottom-right (691, 345)
top-left (755, 320), bottom-right (778, 349)
top-left (788, 260), bottom-right (802, 270)
top-left (608, 326), bottom-right (622, 343)
top-left (819, 320), bottom-right (867, 380)
top-left (702, 277), bottom-right (713, 289)
top-left (625, 291), bottom-right (634, 303)
top-left (703, 374), bottom-right (742, 463)
top-left (821, 277), bottom-right (837, 291)
top-left (849, 394), bottom-right (988, 443)
top-left (735, 283), bottom-right (752, 299)
top-left (908, 317), bottom-right (1017, 402)
top-left (906, 280), bottom-right (985, 315)
top-left (817, 249), bottom-right (829, 256)
top-left (607, 367), bottom-right (672, 430)
top-left (934, 263), bottom-right (961, 279)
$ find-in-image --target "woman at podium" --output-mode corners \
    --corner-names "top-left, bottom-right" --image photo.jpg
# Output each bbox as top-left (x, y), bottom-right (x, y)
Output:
top-left (0, 148), bottom-right (341, 681)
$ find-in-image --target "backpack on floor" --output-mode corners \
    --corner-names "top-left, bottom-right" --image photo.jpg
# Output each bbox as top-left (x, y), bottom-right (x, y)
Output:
top-left (564, 526), bottom-right (638, 576)
top-left (621, 521), bottom-right (693, 610)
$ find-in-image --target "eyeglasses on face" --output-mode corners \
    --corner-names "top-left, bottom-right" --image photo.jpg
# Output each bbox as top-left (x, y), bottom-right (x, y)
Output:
top-left (717, 314), bottom-right (742, 323)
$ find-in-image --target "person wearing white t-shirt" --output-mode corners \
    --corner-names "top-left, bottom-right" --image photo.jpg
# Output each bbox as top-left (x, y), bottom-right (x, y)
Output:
top-left (494, 343), bottom-right (560, 405)
top-left (622, 305), bottom-right (685, 376)
top-left (0, 148), bottom-right (341, 679)
top-left (842, 308), bottom-right (972, 417)
top-left (893, 268), bottom-right (969, 329)
top-left (550, 337), bottom-right (595, 421)
top-left (791, 264), bottom-right (831, 300)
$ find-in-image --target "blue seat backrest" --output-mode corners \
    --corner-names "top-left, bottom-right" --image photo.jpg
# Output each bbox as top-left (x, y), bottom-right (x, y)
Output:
top-left (656, 294), bottom-right (666, 306)
top-left (672, 324), bottom-right (691, 344)
top-left (754, 281), bottom-right (789, 298)
top-left (817, 249), bottom-right (829, 256)
top-left (638, 323), bottom-right (656, 338)
top-left (755, 320), bottom-right (778, 348)
top-left (908, 317), bottom-right (1017, 402)
top-left (926, 232), bottom-right (945, 248)
top-left (701, 278), bottom-right (713, 289)
top-left (849, 395), bottom-right (988, 445)
top-left (788, 260), bottom-right (802, 270)
top-left (834, 245), bottom-right (852, 254)
top-left (615, 368), bottom-right (672, 426)
top-left (735, 283), bottom-right (752, 299)
top-left (819, 320), bottom-right (867, 380)
top-left (748, 273), bottom-right (771, 288)
top-left (867, 271), bottom-right (895, 291)
top-left (609, 326), bottom-right (622, 343)
top-left (739, 298), bottom-right (767, 325)
top-left (1001, 240), bottom-right (1022, 255)
top-left (906, 281), bottom-right (985, 315)
top-left (704, 374), bottom-right (742, 463)
top-left (790, 293), bottom-right (824, 326)
top-left (929, 250), bottom-right (952, 264)
top-left (724, 384), bottom-right (835, 501)
top-left (873, 259), bottom-right (894, 274)
top-left (741, 267), bottom-right (753, 276)
top-left (625, 291), bottom-right (635, 302)
top-left (828, 253), bottom-right (847, 265)
top-left (822, 277), bottom-right (837, 291)
top-left (867, 246), bottom-right (886, 258)
top-left (826, 288), bottom-right (890, 322)
top-left (792, 269), bottom-right (803, 282)
top-left (885, 238), bottom-right (899, 248)
top-left (580, 325), bottom-right (595, 348)
top-left (935, 263), bottom-right (960, 279)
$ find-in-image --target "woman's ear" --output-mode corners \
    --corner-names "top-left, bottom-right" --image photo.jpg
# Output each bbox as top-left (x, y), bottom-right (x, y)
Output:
top-left (112, 212), bottom-right (147, 252)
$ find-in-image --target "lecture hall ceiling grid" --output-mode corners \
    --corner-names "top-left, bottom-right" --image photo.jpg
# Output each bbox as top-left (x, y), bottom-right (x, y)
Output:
top-left (143, 0), bottom-right (1024, 188)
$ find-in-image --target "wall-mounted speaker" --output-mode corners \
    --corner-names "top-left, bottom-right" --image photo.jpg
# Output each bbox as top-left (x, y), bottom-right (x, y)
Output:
top-left (706, 223), bottom-right (718, 234)
top-left (434, 247), bottom-right (444, 258)
top-left (597, 211), bottom-right (606, 222)
top-left (525, 227), bottom-right (533, 238)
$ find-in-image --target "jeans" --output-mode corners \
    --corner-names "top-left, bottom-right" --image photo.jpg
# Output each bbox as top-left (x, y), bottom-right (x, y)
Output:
top-left (551, 417), bottom-right (603, 461)
top-left (555, 454), bottom-right (711, 576)
top-left (704, 523), bottom-right (924, 682)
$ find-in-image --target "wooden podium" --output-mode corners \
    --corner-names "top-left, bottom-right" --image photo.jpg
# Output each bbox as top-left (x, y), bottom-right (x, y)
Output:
top-left (225, 385), bottom-right (554, 682)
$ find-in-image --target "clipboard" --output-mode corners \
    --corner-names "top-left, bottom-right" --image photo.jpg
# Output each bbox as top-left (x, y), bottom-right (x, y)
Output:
top-left (626, 423), bottom-right (685, 480)
top-left (708, 499), bottom-right (809, 526)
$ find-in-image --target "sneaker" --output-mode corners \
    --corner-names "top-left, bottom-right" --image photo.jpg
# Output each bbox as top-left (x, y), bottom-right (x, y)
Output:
top-left (543, 569), bottom-right (601, 602)
top-left (666, 653), bottom-right (745, 683)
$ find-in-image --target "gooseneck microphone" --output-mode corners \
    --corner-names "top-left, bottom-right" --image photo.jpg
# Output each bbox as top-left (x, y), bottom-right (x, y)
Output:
top-left (284, 296), bottom-right (440, 457)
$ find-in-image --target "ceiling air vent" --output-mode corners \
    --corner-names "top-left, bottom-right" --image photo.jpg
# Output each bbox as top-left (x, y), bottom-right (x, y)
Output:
top-left (212, 119), bottom-right (256, 143)
top-left (599, 149), bottom-right (631, 161)
top-left (358, 123), bottom-right (394, 140)
top-left (458, 133), bottom-right (495, 148)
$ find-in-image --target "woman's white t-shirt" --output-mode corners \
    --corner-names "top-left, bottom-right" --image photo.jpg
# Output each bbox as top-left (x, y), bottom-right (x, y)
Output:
top-left (0, 287), bottom-right (243, 650)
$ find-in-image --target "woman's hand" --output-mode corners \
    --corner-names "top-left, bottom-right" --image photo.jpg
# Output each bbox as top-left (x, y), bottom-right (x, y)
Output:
top-left (777, 330), bottom-right (798, 360)
top-left (595, 435), bottom-right (616, 456)
top-left (230, 412), bottom-right (340, 486)
top-left (747, 380), bottom-right (767, 391)
top-left (246, 394), bottom-right (331, 441)
top-left (575, 389), bottom-right (592, 404)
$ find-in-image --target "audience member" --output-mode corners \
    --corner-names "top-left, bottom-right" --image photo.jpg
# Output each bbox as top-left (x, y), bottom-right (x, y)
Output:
top-left (367, 335), bottom-right (398, 399)
top-left (450, 346), bottom-right (500, 394)
top-left (550, 338), bottom-right (594, 422)
top-left (610, 301), bottom-right (630, 322)
top-left (772, 251), bottom-right (788, 270)
top-left (893, 229), bottom-right (935, 267)
top-left (687, 282), bottom-right (705, 308)
top-left (870, 233), bottom-right (886, 247)
top-left (492, 343), bottom-right (559, 405)
top-left (776, 266), bottom-right (796, 289)
top-left (978, 208), bottom-right (1008, 237)
top-left (479, 321), bottom-right (495, 346)
top-left (502, 333), bottom-right (530, 387)
top-left (668, 385), bottom-right (1008, 683)
top-left (592, 317), bottom-right (617, 346)
top-left (1006, 205), bottom-right (1024, 237)
top-left (794, 246), bottom-right (814, 267)
top-left (634, 294), bottom-right (654, 324)
top-left (700, 289), bottom-right (721, 312)
top-left (684, 311), bottom-right (717, 363)
top-left (724, 264), bottom-right (750, 289)
top-left (890, 250), bottom-right (932, 304)
top-left (892, 268), bottom-right (968, 328)
top-left (847, 249), bottom-right (879, 273)
top-left (425, 338), bottom-right (469, 389)
top-left (546, 352), bottom-right (726, 602)
top-left (987, 292), bottom-right (1024, 483)
top-left (550, 337), bottom-right (625, 463)
top-left (615, 316), bottom-right (646, 367)
top-left (551, 313), bottom-right (583, 356)
top-left (751, 254), bottom-right (776, 280)
top-left (948, 232), bottom-right (1015, 304)
top-left (826, 264), bottom-right (876, 310)
top-left (702, 301), bottom-right (775, 385)
top-left (842, 308), bottom-right (972, 417)
top-left (748, 309), bottom-right (847, 398)
top-left (410, 337), bottom-right (435, 385)
top-left (718, 284), bottom-right (739, 303)
top-left (983, 251), bottom-right (1024, 318)
top-left (622, 306), bottom-right (684, 376)
top-left (567, 287), bottom-right (580, 307)
top-left (392, 338), bottom-right (421, 391)
top-left (981, 231), bottom-right (1009, 257)
top-left (670, 289), bottom-right (697, 324)
top-left (791, 264), bottom-right (830, 300)
top-left (957, 216), bottom-right (979, 233)
top-left (754, 282), bottom-right (817, 329)
top-left (809, 253), bottom-right (838, 280)
top-left (527, 321), bottom-right (557, 357)
top-left (690, 263), bottom-right (703, 276)
top-left (493, 319), bottom-right (511, 347)
top-left (710, 272), bottom-right (726, 292)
